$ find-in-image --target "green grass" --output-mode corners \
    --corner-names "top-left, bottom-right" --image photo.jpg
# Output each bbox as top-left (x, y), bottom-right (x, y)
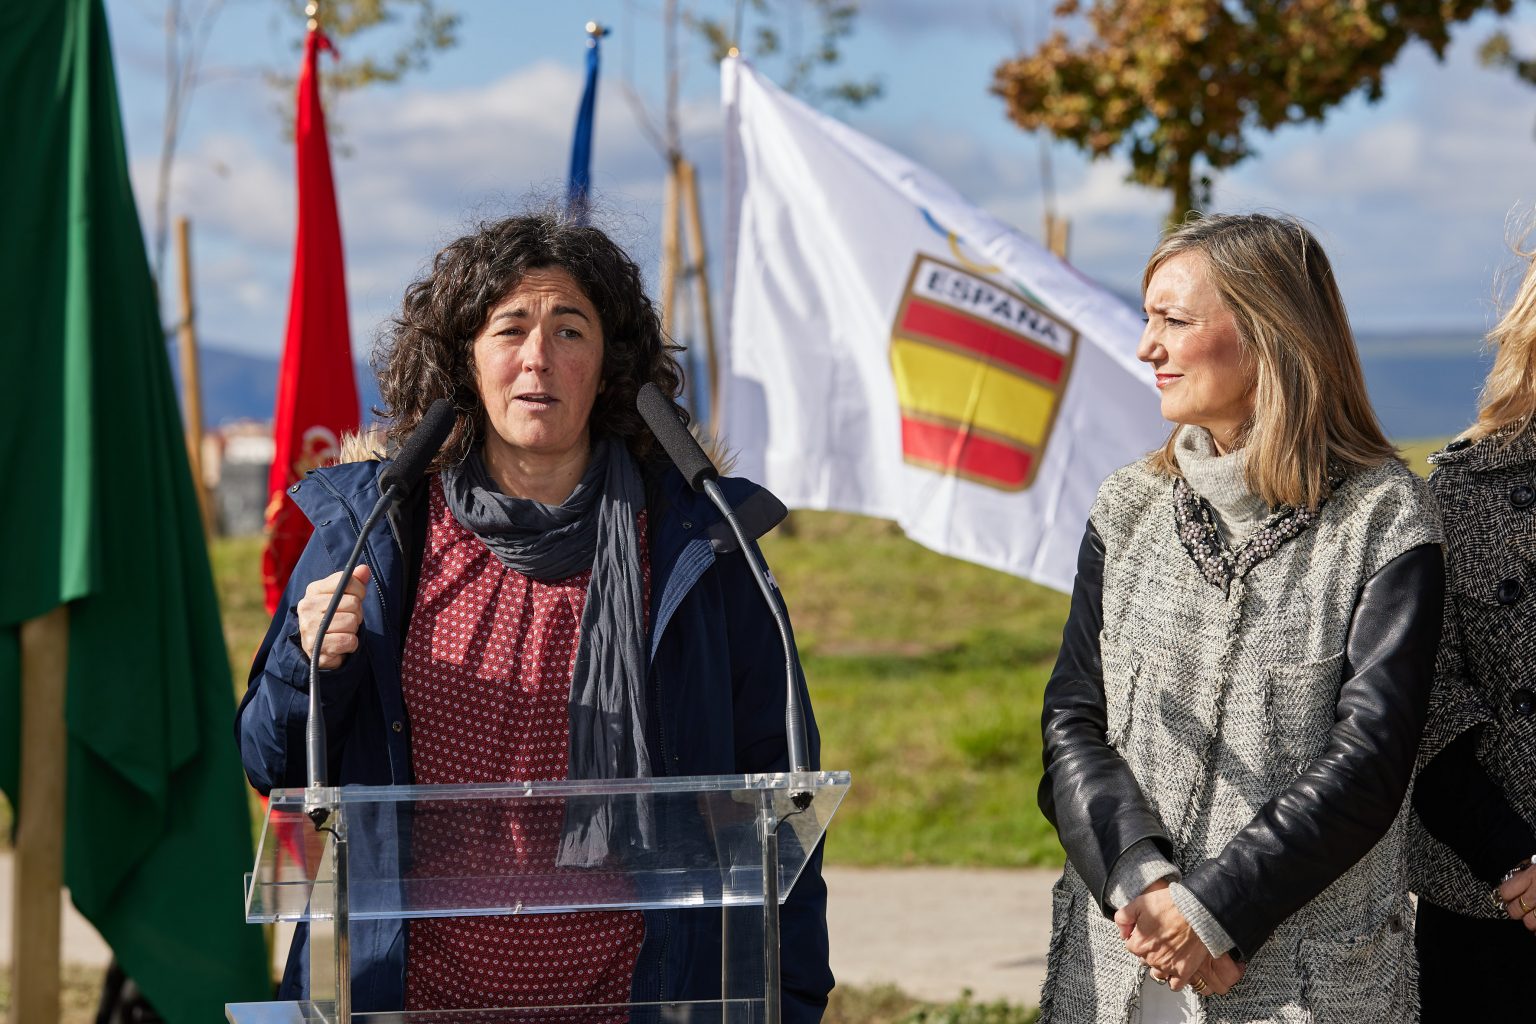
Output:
top-left (758, 512), bottom-right (1067, 867)
top-left (0, 963), bottom-right (107, 1023)
top-left (209, 533), bottom-right (275, 689)
top-left (827, 985), bottom-right (1039, 1024)
top-left (1398, 437), bottom-right (1448, 477)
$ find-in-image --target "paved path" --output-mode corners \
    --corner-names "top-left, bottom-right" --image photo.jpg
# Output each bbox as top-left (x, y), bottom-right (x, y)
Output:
top-left (823, 866), bottom-right (1055, 1005)
top-left (0, 851), bottom-right (112, 969)
top-left (0, 852), bottom-right (1057, 1006)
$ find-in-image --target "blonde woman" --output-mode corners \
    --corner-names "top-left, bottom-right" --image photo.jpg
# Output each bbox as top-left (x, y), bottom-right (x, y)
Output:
top-left (1410, 249), bottom-right (1536, 1021)
top-left (1038, 214), bottom-right (1444, 1023)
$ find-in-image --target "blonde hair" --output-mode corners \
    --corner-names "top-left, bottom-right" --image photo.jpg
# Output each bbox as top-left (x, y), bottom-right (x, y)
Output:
top-left (1466, 245), bottom-right (1536, 441)
top-left (337, 426), bottom-right (387, 465)
top-left (1145, 214), bottom-right (1397, 510)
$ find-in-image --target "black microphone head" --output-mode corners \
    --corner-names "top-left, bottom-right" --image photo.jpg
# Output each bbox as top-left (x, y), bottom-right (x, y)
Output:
top-left (379, 398), bottom-right (456, 495)
top-left (636, 382), bottom-right (717, 492)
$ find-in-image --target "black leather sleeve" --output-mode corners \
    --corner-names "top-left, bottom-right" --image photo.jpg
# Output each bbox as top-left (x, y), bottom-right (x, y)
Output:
top-left (1039, 521), bottom-right (1175, 915)
top-left (1181, 543), bottom-right (1445, 960)
top-left (1414, 727), bottom-right (1536, 885)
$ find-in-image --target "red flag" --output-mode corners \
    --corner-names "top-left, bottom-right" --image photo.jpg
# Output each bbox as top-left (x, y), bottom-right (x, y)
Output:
top-left (263, 29), bottom-right (359, 613)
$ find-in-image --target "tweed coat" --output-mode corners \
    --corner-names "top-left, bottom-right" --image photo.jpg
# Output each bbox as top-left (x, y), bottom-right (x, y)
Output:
top-left (1411, 426), bottom-right (1536, 917)
top-left (1040, 458), bottom-right (1441, 1024)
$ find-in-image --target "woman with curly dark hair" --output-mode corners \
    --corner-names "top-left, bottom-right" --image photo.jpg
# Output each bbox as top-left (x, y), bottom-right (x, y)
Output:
top-left (237, 213), bottom-right (830, 1021)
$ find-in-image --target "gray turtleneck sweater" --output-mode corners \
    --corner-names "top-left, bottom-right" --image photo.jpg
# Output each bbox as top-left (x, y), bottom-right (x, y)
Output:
top-left (1172, 424), bottom-right (1271, 547)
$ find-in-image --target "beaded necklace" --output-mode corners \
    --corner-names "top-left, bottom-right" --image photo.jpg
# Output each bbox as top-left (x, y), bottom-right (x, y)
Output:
top-left (1171, 471), bottom-right (1343, 593)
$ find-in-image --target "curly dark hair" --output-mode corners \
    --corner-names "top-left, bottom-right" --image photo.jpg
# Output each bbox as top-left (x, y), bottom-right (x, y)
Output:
top-left (374, 212), bottom-right (688, 469)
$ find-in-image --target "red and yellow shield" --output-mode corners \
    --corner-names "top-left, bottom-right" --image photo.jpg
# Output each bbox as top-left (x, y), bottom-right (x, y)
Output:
top-left (889, 255), bottom-right (1077, 492)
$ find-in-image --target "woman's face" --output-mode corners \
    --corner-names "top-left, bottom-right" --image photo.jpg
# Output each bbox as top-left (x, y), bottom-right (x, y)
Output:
top-left (472, 267), bottom-right (605, 471)
top-left (1137, 251), bottom-right (1255, 451)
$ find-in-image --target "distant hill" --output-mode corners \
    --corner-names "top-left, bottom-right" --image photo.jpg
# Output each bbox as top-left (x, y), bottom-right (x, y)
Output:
top-left (170, 342), bottom-right (384, 428)
top-left (1355, 330), bottom-right (1489, 441)
top-left (178, 329), bottom-right (1491, 442)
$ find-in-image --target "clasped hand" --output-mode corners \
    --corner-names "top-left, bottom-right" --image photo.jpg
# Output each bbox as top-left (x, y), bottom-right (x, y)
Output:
top-left (1496, 863), bottom-right (1536, 933)
top-left (1114, 881), bottom-right (1245, 996)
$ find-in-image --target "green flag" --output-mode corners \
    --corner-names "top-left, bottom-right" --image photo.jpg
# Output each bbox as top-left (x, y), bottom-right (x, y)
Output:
top-left (0, 1), bottom-right (270, 1018)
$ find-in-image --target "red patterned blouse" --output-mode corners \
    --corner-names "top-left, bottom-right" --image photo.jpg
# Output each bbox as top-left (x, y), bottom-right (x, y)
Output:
top-left (400, 477), bottom-right (647, 1013)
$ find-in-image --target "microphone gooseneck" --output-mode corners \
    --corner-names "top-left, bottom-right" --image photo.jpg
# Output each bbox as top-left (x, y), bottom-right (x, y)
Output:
top-left (635, 384), bottom-right (813, 809)
top-left (303, 400), bottom-right (457, 827)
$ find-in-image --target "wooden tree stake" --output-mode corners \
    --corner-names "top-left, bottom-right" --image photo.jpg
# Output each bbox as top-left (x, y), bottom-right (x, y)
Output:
top-left (1045, 213), bottom-right (1071, 262)
top-left (678, 158), bottom-right (721, 438)
top-left (10, 604), bottom-right (69, 1024)
top-left (660, 157), bottom-right (682, 342)
top-left (174, 216), bottom-right (213, 537)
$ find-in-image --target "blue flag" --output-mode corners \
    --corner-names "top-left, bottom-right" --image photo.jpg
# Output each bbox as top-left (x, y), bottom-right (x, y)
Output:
top-left (567, 28), bottom-right (602, 224)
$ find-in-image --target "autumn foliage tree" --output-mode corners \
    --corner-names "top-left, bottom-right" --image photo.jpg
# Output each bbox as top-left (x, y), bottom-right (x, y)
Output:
top-left (993, 0), bottom-right (1513, 224)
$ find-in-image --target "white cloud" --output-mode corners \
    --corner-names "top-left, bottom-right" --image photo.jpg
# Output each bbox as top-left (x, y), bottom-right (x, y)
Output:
top-left (1057, 158), bottom-right (1167, 220)
top-left (141, 59), bottom-right (715, 358)
top-left (859, 0), bottom-right (1033, 38)
top-left (1202, 32), bottom-right (1536, 328)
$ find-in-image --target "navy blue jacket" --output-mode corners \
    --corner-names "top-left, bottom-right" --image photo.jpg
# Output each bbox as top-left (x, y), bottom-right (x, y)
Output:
top-left (236, 458), bottom-right (830, 1021)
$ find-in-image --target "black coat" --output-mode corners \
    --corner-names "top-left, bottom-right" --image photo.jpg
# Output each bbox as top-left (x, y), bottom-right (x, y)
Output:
top-left (1412, 428), bottom-right (1536, 917)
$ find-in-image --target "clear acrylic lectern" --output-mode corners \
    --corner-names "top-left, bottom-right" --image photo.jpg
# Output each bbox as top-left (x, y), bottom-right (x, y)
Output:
top-left (229, 772), bottom-right (849, 1024)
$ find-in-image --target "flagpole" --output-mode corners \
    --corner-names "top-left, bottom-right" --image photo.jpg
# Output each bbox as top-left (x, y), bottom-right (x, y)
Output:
top-left (175, 216), bottom-right (214, 537)
top-left (9, 605), bottom-right (68, 1024)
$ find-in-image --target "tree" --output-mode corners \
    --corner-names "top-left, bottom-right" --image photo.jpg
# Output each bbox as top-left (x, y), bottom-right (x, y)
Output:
top-left (1479, 28), bottom-right (1536, 112)
top-left (152, 0), bottom-right (224, 288)
top-left (993, 0), bottom-right (1513, 224)
top-left (268, 0), bottom-right (459, 107)
top-left (690, 0), bottom-right (881, 108)
top-left (147, 0), bottom-right (458, 289)
top-left (622, 0), bottom-right (880, 164)
top-left (610, 1), bottom-right (878, 426)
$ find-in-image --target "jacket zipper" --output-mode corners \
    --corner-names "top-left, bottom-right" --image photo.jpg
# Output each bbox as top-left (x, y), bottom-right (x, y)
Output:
top-left (310, 473), bottom-right (408, 729)
top-left (312, 474), bottom-right (394, 625)
top-left (643, 536), bottom-right (717, 1006)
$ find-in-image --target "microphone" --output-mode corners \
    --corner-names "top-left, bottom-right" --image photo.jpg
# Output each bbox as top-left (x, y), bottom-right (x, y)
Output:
top-left (636, 383), bottom-right (813, 809)
top-left (304, 399), bottom-right (456, 826)
top-left (637, 383), bottom-right (718, 491)
top-left (378, 398), bottom-right (457, 497)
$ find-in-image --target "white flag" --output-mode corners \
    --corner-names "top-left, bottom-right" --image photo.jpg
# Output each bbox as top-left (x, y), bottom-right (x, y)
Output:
top-left (719, 57), bottom-right (1167, 593)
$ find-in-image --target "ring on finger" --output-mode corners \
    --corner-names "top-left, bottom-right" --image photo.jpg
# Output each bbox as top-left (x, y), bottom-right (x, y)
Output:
top-left (1520, 895), bottom-right (1533, 915)
top-left (1191, 975), bottom-right (1208, 994)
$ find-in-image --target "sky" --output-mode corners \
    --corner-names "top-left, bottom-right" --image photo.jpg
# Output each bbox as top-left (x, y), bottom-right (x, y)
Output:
top-left (105, 0), bottom-right (1536, 369)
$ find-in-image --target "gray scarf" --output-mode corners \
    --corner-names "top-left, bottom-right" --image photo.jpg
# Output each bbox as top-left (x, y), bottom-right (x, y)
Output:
top-left (439, 437), bottom-right (654, 865)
